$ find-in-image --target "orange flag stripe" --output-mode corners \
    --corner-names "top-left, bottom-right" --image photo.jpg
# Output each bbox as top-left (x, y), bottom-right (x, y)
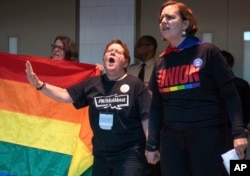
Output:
top-left (1, 79), bottom-right (84, 123)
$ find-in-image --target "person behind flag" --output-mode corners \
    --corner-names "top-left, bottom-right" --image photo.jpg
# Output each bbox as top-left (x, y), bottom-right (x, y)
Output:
top-left (50, 35), bottom-right (104, 71)
top-left (25, 39), bottom-right (152, 176)
top-left (145, 1), bottom-right (248, 176)
top-left (50, 35), bottom-right (79, 62)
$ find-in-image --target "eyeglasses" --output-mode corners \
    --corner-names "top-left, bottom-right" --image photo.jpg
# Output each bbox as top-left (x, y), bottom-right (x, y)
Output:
top-left (106, 48), bottom-right (124, 55)
top-left (51, 44), bottom-right (65, 51)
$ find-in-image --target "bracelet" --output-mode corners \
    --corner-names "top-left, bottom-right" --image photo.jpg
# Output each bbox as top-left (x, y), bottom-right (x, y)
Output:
top-left (36, 82), bottom-right (46, 90)
top-left (146, 143), bottom-right (158, 151)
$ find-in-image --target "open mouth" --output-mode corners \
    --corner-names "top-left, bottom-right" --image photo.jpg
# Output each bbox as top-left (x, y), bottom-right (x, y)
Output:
top-left (109, 57), bottom-right (115, 63)
top-left (162, 26), bottom-right (169, 30)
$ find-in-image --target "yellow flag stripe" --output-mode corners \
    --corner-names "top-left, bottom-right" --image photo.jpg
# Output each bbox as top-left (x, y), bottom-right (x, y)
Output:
top-left (68, 138), bottom-right (94, 176)
top-left (0, 110), bottom-right (81, 155)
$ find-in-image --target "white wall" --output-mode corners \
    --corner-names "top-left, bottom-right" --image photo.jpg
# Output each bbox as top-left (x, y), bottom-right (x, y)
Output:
top-left (0, 0), bottom-right (77, 58)
top-left (79, 0), bottom-right (135, 64)
top-left (1, 0), bottom-right (249, 81)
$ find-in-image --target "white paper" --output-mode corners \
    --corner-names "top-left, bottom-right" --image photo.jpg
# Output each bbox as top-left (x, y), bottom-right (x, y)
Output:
top-left (221, 149), bottom-right (239, 174)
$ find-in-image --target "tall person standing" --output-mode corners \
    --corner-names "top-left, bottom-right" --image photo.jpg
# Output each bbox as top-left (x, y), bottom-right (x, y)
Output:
top-left (145, 1), bottom-right (247, 176)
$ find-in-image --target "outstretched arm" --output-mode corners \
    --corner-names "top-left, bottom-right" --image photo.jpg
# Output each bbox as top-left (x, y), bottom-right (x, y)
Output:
top-left (25, 61), bottom-right (74, 103)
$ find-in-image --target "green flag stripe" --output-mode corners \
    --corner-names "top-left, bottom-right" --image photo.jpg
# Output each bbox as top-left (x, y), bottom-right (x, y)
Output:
top-left (0, 141), bottom-right (72, 176)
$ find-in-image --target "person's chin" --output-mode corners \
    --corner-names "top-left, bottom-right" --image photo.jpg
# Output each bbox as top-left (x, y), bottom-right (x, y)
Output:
top-left (106, 66), bottom-right (116, 72)
top-left (52, 56), bottom-right (63, 60)
top-left (106, 63), bottom-right (115, 68)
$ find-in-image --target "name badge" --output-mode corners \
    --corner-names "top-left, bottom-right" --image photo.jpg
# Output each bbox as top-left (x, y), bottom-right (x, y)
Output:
top-left (99, 112), bottom-right (113, 130)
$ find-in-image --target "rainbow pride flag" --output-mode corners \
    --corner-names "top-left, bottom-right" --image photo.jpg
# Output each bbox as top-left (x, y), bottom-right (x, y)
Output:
top-left (0, 52), bottom-right (99, 176)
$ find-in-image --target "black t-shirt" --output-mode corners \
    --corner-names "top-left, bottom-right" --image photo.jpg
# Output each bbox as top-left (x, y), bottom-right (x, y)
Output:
top-left (148, 42), bottom-right (245, 143)
top-left (67, 74), bottom-right (151, 157)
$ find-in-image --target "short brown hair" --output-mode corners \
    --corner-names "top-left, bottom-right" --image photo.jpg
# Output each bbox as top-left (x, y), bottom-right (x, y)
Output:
top-left (103, 39), bottom-right (131, 67)
top-left (53, 35), bottom-right (79, 62)
top-left (159, 1), bottom-right (199, 36)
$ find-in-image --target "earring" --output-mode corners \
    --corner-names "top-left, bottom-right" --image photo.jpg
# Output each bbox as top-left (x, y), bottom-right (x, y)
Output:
top-left (182, 30), bottom-right (186, 37)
